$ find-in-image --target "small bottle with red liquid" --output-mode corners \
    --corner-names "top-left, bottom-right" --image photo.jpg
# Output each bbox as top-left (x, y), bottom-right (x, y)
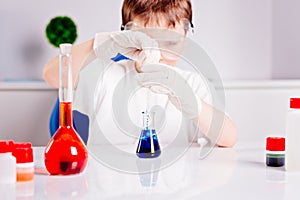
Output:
top-left (44, 43), bottom-right (88, 175)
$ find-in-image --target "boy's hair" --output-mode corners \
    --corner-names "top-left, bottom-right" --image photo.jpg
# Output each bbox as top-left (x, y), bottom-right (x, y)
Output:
top-left (121, 0), bottom-right (193, 28)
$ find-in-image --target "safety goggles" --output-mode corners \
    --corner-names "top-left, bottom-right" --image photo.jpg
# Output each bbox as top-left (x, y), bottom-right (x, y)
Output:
top-left (121, 19), bottom-right (194, 61)
top-left (121, 18), bottom-right (194, 36)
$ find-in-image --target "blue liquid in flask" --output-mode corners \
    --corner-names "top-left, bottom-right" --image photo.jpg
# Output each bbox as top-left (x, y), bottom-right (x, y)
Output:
top-left (136, 111), bottom-right (161, 158)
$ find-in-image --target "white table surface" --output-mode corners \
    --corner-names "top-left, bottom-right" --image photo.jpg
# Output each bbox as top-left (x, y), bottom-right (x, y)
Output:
top-left (2, 144), bottom-right (299, 200)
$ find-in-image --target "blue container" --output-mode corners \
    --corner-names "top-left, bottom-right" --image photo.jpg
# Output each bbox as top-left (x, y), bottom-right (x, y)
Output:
top-left (136, 128), bottom-right (161, 158)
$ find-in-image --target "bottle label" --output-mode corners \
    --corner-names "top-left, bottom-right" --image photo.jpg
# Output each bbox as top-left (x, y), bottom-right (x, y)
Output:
top-left (16, 162), bottom-right (34, 172)
top-left (266, 150), bottom-right (285, 155)
top-left (266, 150), bottom-right (285, 161)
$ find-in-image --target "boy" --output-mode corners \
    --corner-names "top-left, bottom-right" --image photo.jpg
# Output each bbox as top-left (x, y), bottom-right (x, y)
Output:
top-left (43, 0), bottom-right (237, 147)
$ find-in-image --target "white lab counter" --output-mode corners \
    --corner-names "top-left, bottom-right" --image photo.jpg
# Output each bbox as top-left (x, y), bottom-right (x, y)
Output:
top-left (2, 145), bottom-right (299, 200)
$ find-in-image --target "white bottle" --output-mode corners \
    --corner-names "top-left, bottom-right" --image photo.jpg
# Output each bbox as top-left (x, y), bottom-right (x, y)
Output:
top-left (285, 98), bottom-right (300, 172)
top-left (0, 140), bottom-right (16, 183)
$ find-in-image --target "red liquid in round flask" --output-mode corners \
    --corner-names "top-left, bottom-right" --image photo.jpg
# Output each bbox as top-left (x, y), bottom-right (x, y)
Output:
top-left (44, 44), bottom-right (88, 175)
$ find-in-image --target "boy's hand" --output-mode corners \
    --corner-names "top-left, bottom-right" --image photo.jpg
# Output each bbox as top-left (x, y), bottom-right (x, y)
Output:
top-left (93, 31), bottom-right (161, 65)
top-left (135, 63), bottom-right (202, 120)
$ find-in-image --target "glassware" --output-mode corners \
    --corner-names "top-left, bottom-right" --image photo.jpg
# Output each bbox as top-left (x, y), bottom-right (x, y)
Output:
top-left (136, 110), bottom-right (161, 158)
top-left (44, 43), bottom-right (88, 175)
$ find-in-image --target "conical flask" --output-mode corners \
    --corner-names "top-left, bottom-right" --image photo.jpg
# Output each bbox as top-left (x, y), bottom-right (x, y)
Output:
top-left (44, 44), bottom-right (88, 175)
top-left (136, 110), bottom-right (161, 158)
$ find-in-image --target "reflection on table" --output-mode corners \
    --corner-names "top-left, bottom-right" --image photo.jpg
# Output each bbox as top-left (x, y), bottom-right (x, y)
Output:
top-left (32, 144), bottom-right (237, 199)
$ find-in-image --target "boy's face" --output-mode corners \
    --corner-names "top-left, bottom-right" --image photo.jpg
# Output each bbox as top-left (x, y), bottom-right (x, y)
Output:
top-left (126, 17), bottom-right (189, 66)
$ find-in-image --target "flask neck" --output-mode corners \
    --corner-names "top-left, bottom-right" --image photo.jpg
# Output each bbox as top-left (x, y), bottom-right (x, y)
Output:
top-left (58, 44), bottom-right (73, 128)
top-left (59, 44), bottom-right (73, 102)
top-left (59, 102), bottom-right (73, 127)
top-left (142, 111), bottom-right (155, 130)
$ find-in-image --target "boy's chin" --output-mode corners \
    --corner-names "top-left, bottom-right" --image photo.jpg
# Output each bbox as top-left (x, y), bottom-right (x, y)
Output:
top-left (159, 58), bottom-right (178, 66)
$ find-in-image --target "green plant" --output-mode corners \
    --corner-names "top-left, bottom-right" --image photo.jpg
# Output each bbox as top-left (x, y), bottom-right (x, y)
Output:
top-left (46, 16), bottom-right (77, 48)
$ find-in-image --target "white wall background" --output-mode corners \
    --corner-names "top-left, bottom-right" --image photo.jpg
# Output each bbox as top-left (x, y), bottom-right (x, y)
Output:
top-left (194, 0), bottom-right (272, 80)
top-left (0, 0), bottom-right (298, 80)
top-left (0, 0), bottom-right (122, 80)
top-left (272, 0), bottom-right (300, 79)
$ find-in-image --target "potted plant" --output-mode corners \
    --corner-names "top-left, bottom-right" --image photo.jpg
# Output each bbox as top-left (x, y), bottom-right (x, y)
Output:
top-left (45, 16), bottom-right (77, 47)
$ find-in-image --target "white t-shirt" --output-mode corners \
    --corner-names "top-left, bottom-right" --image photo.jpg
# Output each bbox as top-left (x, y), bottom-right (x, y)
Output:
top-left (73, 37), bottom-right (216, 150)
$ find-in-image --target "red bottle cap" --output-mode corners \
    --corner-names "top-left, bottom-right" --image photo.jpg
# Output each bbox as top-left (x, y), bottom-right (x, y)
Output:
top-left (266, 137), bottom-right (285, 151)
top-left (290, 98), bottom-right (300, 109)
top-left (0, 140), bottom-right (14, 153)
top-left (13, 142), bottom-right (34, 163)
